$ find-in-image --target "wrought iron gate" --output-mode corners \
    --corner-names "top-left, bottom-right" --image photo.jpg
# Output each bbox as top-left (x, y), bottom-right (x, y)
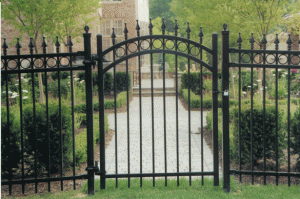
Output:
top-left (90, 20), bottom-right (220, 194)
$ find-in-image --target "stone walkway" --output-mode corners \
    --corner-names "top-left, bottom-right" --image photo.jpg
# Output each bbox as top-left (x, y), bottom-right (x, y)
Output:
top-left (96, 96), bottom-right (215, 180)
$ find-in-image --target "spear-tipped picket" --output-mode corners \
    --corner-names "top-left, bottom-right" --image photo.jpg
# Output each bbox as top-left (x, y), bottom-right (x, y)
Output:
top-left (41, 36), bottom-right (47, 54)
top-left (261, 33), bottom-right (267, 50)
top-left (274, 33), bottom-right (280, 50)
top-left (223, 23), bottom-right (228, 31)
top-left (68, 36), bottom-right (73, 52)
top-left (55, 36), bottom-right (60, 53)
top-left (136, 20), bottom-right (140, 37)
top-left (287, 34), bottom-right (293, 51)
top-left (84, 25), bottom-right (89, 33)
top-left (186, 22), bottom-right (191, 39)
top-left (174, 19), bottom-right (179, 37)
top-left (28, 37), bottom-right (34, 54)
top-left (237, 33), bottom-right (242, 49)
top-left (2, 38), bottom-right (8, 56)
top-left (199, 26), bottom-right (204, 44)
top-left (161, 18), bottom-right (166, 35)
top-left (15, 38), bottom-right (22, 55)
top-left (124, 23), bottom-right (129, 40)
top-left (249, 33), bottom-right (255, 50)
top-left (149, 18), bottom-right (153, 36)
top-left (111, 28), bottom-right (116, 45)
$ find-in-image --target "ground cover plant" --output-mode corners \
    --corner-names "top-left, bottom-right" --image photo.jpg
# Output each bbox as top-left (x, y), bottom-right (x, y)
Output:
top-left (6, 177), bottom-right (300, 199)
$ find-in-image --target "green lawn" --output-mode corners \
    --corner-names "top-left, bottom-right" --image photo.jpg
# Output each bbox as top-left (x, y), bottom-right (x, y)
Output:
top-left (7, 177), bottom-right (300, 199)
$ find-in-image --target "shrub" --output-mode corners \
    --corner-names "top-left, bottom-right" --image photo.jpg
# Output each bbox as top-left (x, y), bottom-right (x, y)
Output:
top-left (74, 103), bottom-right (86, 113)
top-left (180, 88), bottom-right (201, 108)
top-left (269, 78), bottom-right (287, 100)
top-left (22, 101), bottom-right (73, 173)
top-left (231, 105), bottom-right (286, 165)
top-left (74, 114), bottom-right (109, 165)
top-left (1, 107), bottom-right (21, 179)
top-left (48, 79), bottom-right (70, 98)
top-left (291, 107), bottom-right (300, 171)
top-left (77, 72), bottom-right (113, 93)
top-left (114, 72), bottom-right (131, 92)
top-left (51, 71), bottom-right (69, 80)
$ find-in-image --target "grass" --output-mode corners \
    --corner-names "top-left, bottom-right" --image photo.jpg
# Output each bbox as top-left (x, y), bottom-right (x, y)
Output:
top-left (8, 177), bottom-right (300, 199)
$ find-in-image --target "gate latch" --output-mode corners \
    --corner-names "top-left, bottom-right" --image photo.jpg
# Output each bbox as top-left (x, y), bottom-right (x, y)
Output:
top-left (86, 161), bottom-right (106, 175)
top-left (213, 89), bottom-right (229, 96)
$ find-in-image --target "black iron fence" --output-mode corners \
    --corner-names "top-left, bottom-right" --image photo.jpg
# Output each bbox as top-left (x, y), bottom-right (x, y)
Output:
top-left (222, 24), bottom-right (300, 191)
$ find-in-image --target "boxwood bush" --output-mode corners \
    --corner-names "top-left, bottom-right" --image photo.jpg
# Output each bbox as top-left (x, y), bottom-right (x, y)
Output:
top-left (1, 107), bottom-right (21, 179)
top-left (291, 107), bottom-right (300, 171)
top-left (22, 101), bottom-right (73, 173)
top-left (77, 72), bottom-right (113, 93)
top-left (231, 105), bottom-right (286, 165)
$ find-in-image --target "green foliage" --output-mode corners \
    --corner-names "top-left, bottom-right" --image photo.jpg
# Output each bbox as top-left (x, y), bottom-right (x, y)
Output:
top-left (268, 78), bottom-right (287, 100)
top-left (149, 0), bottom-right (175, 32)
top-left (291, 107), bottom-right (300, 171)
top-left (94, 91), bottom-right (129, 110)
top-left (74, 114), bottom-right (109, 165)
top-left (104, 73), bottom-right (113, 93)
top-left (48, 79), bottom-right (70, 99)
top-left (51, 71), bottom-right (69, 80)
top-left (77, 72), bottom-right (113, 93)
top-left (181, 72), bottom-right (213, 94)
top-left (114, 72), bottom-right (131, 93)
top-left (22, 101), bottom-right (73, 173)
top-left (74, 103), bottom-right (86, 113)
top-left (231, 105), bottom-right (286, 165)
top-left (1, 107), bottom-right (21, 179)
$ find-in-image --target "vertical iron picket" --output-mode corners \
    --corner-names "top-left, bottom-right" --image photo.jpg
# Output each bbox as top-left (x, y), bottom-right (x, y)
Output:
top-left (83, 26), bottom-right (95, 195)
top-left (222, 24), bottom-right (230, 192)
top-left (274, 34), bottom-right (279, 186)
top-left (186, 22), bottom-right (192, 187)
top-left (212, 32), bottom-right (219, 187)
top-left (287, 34), bottom-right (292, 186)
top-left (98, 34), bottom-right (106, 190)
top-left (237, 33), bottom-right (242, 184)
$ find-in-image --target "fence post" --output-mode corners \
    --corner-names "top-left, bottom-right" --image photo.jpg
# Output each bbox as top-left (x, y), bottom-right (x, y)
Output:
top-left (83, 26), bottom-right (95, 195)
top-left (222, 24), bottom-right (230, 192)
top-left (212, 32), bottom-right (219, 186)
top-left (97, 34), bottom-right (106, 189)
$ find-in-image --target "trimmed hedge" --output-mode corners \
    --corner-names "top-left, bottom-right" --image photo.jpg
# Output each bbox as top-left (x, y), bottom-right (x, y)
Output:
top-left (291, 107), bottom-right (300, 171)
top-left (114, 72), bottom-right (131, 92)
top-left (74, 114), bottom-right (109, 165)
top-left (77, 72), bottom-right (114, 93)
top-left (51, 71), bottom-right (69, 80)
top-left (1, 107), bottom-right (21, 178)
top-left (94, 91), bottom-right (129, 110)
top-left (21, 101), bottom-right (73, 174)
top-left (231, 105), bottom-right (286, 165)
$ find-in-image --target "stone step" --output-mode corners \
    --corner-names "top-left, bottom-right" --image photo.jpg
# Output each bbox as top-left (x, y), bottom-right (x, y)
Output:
top-left (132, 91), bottom-right (177, 97)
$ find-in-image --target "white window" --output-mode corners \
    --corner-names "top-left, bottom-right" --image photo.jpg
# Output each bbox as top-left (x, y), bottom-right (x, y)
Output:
top-left (101, 20), bottom-right (123, 37)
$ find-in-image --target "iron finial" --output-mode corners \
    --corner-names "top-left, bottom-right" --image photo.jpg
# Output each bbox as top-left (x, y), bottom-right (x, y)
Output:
top-left (149, 18), bottom-right (153, 35)
top-left (42, 36), bottom-right (47, 54)
top-left (68, 36), bottom-right (73, 52)
top-left (124, 23), bottom-right (129, 39)
top-left (28, 37), bottom-right (34, 54)
top-left (186, 22), bottom-right (191, 39)
top-left (174, 19), bottom-right (179, 36)
top-left (274, 33), bottom-right (280, 50)
top-left (249, 33), bottom-right (255, 49)
top-left (161, 18), bottom-right (166, 35)
top-left (111, 28), bottom-right (116, 45)
top-left (261, 33), bottom-right (267, 50)
top-left (136, 20), bottom-right (140, 37)
top-left (2, 38), bottom-right (8, 50)
top-left (15, 37), bottom-right (22, 49)
top-left (68, 36), bottom-right (73, 47)
top-left (55, 36), bottom-right (60, 47)
top-left (199, 26), bottom-right (204, 44)
top-left (223, 23), bottom-right (228, 31)
top-left (84, 25), bottom-right (89, 33)
top-left (237, 32), bottom-right (242, 49)
top-left (15, 38), bottom-right (22, 55)
top-left (287, 34), bottom-right (293, 51)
